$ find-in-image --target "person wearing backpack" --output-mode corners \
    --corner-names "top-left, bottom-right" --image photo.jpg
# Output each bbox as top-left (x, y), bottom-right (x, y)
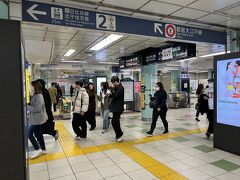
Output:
top-left (72, 81), bottom-right (89, 140)
top-left (146, 82), bottom-right (168, 136)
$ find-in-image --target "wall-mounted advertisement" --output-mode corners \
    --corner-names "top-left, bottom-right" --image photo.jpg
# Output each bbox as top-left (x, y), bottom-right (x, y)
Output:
top-left (217, 58), bottom-right (240, 127)
top-left (121, 80), bottom-right (134, 102)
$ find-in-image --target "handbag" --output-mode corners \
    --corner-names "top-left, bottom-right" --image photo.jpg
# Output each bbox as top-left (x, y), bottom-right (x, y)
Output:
top-left (149, 99), bottom-right (158, 109)
top-left (195, 103), bottom-right (200, 111)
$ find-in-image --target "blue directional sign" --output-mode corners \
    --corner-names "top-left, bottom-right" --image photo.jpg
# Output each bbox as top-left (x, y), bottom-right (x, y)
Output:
top-left (22, 0), bottom-right (227, 45)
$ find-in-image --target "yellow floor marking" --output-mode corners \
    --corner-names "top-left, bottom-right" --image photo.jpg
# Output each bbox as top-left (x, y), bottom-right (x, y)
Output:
top-left (29, 122), bottom-right (207, 179)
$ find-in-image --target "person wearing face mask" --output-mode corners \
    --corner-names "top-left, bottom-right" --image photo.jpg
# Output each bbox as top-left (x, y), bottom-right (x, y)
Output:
top-left (28, 81), bottom-right (48, 159)
top-left (72, 81), bottom-right (89, 140)
top-left (146, 82), bottom-right (168, 136)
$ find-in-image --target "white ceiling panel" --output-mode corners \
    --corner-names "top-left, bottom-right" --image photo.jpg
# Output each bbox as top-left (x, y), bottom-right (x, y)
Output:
top-left (131, 12), bottom-right (161, 20)
top-left (161, 17), bottom-right (187, 25)
top-left (117, 39), bottom-right (142, 46)
top-left (68, 40), bottom-right (92, 47)
top-left (222, 19), bottom-right (240, 28)
top-left (46, 31), bottom-right (75, 40)
top-left (55, 0), bottom-right (98, 9)
top-left (198, 14), bottom-right (232, 23)
top-left (186, 22), bottom-right (209, 28)
top-left (82, 0), bottom-right (102, 2)
top-left (140, 1), bottom-right (182, 16)
top-left (47, 25), bottom-right (78, 34)
top-left (223, 5), bottom-right (240, 16)
top-left (77, 29), bottom-right (105, 36)
top-left (45, 39), bottom-right (69, 45)
top-left (22, 23), bottom-right (47, 31)
top-left (97, 6), bottom-right (133, 15)
top-left (171, 8), bottom-right (209, 19)
top-left (155, 0), bottom-right (196, 6)
top-left (102, 0), bottom-right (149, 9)
top-left (189, 0), bottom-right (240, 12)
top-left (22, 29), bottom-right (45, 38)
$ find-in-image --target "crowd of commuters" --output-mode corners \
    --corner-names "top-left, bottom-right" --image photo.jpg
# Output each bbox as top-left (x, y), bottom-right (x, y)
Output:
top-left (28, 76), bottom-right (214, 159)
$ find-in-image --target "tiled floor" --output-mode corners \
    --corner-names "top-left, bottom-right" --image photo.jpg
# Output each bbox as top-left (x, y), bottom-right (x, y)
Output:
top-left (28, 107), bottom-right (240, 180)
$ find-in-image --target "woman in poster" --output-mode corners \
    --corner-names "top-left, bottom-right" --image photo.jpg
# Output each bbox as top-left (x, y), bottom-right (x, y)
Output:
top-left (225, 62), bottom-right (236, 97)
top-left (234, 60), bottom-right (240, 97)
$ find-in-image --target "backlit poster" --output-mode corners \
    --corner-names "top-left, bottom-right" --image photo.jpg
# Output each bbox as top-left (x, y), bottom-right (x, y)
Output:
top-left (217, 58), bottom-right (240, 127)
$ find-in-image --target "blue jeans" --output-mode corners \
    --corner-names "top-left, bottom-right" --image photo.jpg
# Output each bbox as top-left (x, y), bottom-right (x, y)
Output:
top-left (103, 109), bottom-right (110, 130)
top-left (28, 125), bottom-right (46, 150)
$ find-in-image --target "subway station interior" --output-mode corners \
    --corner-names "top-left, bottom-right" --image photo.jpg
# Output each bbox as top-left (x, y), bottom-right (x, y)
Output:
top-left (1, 0), bottom-right (240, 180)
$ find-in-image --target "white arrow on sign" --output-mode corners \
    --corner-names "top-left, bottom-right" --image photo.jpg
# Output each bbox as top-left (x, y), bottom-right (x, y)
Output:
top-left (154, 23), bottom-right (163, 34)
top-left (27, 4), bottom-right (47, 21)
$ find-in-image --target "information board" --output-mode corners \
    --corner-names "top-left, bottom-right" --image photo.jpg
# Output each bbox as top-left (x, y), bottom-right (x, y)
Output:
top-left (121, 81), bottom-right (134, 102)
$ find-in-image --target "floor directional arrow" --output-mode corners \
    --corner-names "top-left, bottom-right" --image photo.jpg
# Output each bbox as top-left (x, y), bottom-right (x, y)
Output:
top-left (27, 4), bottom-right (47, 21)
top-left (154, 23), bottom-right (163, 35)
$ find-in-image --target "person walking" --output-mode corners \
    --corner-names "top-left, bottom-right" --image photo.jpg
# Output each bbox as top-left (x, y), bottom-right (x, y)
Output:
top-left (86, 82), bottom-right (96, 131)
top-left (37, 79), bottom-right (59, 140)
top-left (109, 76), bottom-right (124, 142)
top-left (100, 82), bottom-right (112, 134)
top-left (146, 82), bottom-right (169, 136)
top-left (70, 85), bottom-right (74, 97)
top-left (195, 84), bottom-right (205, 122)
top-left (28, 81), bottom-right (47, 159)
top-left (48, 82), bottom-right (57, 112)
top-left (56, 84), bottom-right (63, 107)
top-left (72, 81), bottom-right (89, 140)
top-left (205, 80), bottom-right (214, 137)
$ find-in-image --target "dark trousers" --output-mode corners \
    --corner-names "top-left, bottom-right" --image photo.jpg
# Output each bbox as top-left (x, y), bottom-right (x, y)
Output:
top-left (86, 111), bottom-right (96, 128)
top-left (52, 103), bottom-right (57, 112)
top-left (207, 109), bottom-right (214, 134)
top-left (72, 113), bottom-right (87, 138)
top-left (112, 112), bottom-right (123, 139)
top-left (196, 111), bottom-right (200, 117)
top-left (150, 109), bottom-right (168, 133)
top-left (28, 125), bottom-right (46, 150)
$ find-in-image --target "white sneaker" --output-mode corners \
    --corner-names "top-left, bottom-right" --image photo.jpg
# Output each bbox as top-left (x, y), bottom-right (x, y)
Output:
top-left (75, 136), bottom-right (81, 140)
top-left (42, 150), bottom-right (48, 154)
top-left (101, 130), bottom-right (107, 134)
top-left (30, 150), bottom-right (43, 159)
top-left (117, 137), bottom-right (123, 143)
top-left (55, 130), bottom-right (59, 141)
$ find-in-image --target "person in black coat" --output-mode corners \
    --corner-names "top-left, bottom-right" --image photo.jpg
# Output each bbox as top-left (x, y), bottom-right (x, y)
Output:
top-left (147, 82), bottom-right (168, 136)
top-left (36, 79), bottom-right (59, 140)
top-left (86, 82), bottom-right (96, 131)
top-left (109, 76), bottom-right (124, 142)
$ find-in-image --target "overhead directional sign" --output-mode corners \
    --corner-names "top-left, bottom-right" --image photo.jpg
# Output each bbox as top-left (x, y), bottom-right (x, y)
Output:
top-left (22, 0), bottom-right (227, 45)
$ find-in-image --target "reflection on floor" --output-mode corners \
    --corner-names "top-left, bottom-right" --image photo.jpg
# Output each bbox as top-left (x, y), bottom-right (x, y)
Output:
top-left (29, 108), bottom-right (240, 180)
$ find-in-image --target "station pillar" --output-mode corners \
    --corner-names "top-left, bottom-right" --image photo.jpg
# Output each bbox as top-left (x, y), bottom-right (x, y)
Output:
top-left (141, 64), bottom-right (157, 121)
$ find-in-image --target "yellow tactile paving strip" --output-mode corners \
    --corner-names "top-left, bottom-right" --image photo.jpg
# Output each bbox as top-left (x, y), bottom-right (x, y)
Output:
top-left (29, 122), bottom-right (207, 179)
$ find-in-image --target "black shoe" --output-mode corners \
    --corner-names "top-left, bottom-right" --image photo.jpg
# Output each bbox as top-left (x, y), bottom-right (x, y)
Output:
top-left (89, 127), bottom-right (95, 131)
top-left (195, 118), bottom-right (200, 122)
top-left (146, 131), bottom-right (153, 136)
top-left (163, 130), bottom-right (169, 134)
top-left (206, 132), bottom-right (210, 137)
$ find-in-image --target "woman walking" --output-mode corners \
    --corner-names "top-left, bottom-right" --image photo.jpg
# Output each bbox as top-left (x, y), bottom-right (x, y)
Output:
top-left (195, 84), bottom-right (205, 121)
top-left (146, 82), bottom-right (168, 136)
top-left (86, 82), bottom-right (97, 131)
top-left (100, 82), bottom-right (112, 134)
top-left (28, 81), bottom-right (47, 159)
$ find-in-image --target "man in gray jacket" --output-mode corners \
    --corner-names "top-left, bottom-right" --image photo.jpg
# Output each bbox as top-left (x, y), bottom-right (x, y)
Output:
top-left (72, 80), bottom-right (89, 140)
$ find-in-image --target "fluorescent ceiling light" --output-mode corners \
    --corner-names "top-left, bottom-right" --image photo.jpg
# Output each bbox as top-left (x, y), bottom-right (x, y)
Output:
top-left (62, 61), bottom-right (87, 63)
top-left (200, 51), bottom-right (226, 58)
top-left (90, 34), bottom-right (123, 51)
top-left (64, 49), bottom-right (76, 57)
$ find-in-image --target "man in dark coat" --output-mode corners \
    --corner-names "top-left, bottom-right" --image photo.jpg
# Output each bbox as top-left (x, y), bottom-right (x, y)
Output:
top-left (37, 79), bottom-right (59, 140)
top-left (109, 76), bottom-right (124, 142)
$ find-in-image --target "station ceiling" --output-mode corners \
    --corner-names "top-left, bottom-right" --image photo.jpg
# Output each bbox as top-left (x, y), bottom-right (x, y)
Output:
top-left (18, 0), bottom-right (237, 70)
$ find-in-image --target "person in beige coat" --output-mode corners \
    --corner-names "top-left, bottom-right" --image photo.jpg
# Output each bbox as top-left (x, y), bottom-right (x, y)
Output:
top-left (72, 80), bottom-right (89, 140)
top-left (48, 82), bottom-right (57, 112)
